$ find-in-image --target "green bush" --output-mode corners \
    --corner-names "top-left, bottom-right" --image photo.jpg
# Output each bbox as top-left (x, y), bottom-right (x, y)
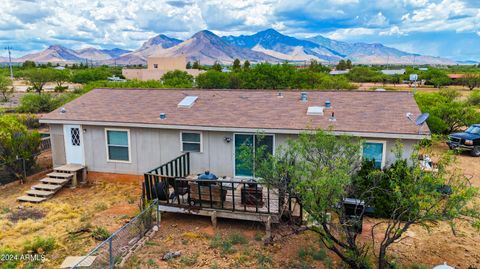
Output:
top-left (0, 115), bottom-right (41, 179)
top-left (468, 90), bottom-right (480, 106)
top-left (17, 93), bottom-right (61, 113)
top-left (22, 236), bottom-right (56, 254)
top-left (415, 90), bottom-right (480, 134)
top-left (16, 93), bottom-right (79, 113)
top-left (161, 70), bottom-right (193, 88)
top-left (92, 226), bottom-right (111, 241)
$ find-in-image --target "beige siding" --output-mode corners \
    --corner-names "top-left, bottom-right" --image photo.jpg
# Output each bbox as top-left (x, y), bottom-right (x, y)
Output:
top-left (48, 124), bottom-right (420, 177)
top-left (49, 124), bottom-right (66, 167)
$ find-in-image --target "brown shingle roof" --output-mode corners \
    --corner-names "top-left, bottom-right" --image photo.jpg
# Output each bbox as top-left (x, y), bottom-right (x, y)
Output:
top-left (41, 88), bottom-right (428, 136)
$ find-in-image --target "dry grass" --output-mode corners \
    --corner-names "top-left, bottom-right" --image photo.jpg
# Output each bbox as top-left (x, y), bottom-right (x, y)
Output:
top-left (0, 179), bottom-right (140, 268)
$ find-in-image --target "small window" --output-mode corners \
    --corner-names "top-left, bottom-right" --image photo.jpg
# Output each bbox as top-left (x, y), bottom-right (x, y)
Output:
top-left (106, 129), bottom-right (130, 162)
top-left (362, 142), bottom-right (385, 169)
top-left (71, 128), bottom-right (80, 146)
top-left (181, 132), bottom-right (201, 152)
top-left (153, 64), bottom-right (158, 69)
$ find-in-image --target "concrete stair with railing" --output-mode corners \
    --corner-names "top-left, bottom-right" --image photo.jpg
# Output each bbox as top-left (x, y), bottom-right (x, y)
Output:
top-left (17, 169), bottom-right (74, 203)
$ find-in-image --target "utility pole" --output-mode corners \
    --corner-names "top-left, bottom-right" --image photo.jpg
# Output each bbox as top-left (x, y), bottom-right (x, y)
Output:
top-left (5, 46), bottom-right (13, 80)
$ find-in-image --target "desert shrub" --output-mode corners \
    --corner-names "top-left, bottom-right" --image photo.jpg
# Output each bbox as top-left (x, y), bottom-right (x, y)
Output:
top-left (161, 70), bottom-right (193, 88)
top-left (71, 68), bottom-right (112, 84)
top-left (22, 236), bottom-right (56, 254)
top-left (227, 232), bottom-right (247, 245)
top-left (17, 93), bottom-right (61, 113)
top-left (468, 90), bottom-right (480, 106)
top-left (196, 70), bottom-right (230, 89)
top-left (180, 253), bottom-right (198, 266)
top-left (92, 226), bottom-right (110, 241)
top-left (0, 115), bottom-right (41, 180)
top-left (14, 114), bottom-right (40, 129)
top-left (54, 85), bottom-right (68, 92)
top-left (415, 90), bottom-right (480, 134)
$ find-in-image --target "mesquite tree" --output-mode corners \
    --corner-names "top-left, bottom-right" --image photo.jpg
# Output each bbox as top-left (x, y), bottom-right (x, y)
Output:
top-left (247, 130), bottom-right (479, 268)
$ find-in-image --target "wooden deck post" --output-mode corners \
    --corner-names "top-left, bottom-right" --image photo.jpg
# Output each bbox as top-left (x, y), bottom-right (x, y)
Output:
top-left (211, 211), bottom-right (217, 228)
top-left (265, 215), bottom-right (272, 241)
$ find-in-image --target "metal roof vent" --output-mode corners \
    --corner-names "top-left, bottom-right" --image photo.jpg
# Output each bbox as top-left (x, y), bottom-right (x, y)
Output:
top-left (325, 100), bottom-right (331, 108)
top-left (178, 96), bottom-right (198, 108)
top-left (307, 106), bottom-right (324, 116)
top-left (300, 92), bottom-right (308, 102)
top-left (159, 113), bottom-right (166, 120)
top-left (60, 107), bottom-right (66, 113)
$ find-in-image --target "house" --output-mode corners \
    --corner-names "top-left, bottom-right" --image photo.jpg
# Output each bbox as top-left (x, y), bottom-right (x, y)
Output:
top-left (381, 69), bottom-right (406, 75)
top-left (40, 88), bottom-right (430, 180)
top-left (447, 74), bottom-right (465, 80)
top-left (39, 88), bottom-right (430, 224)
top-left (122, 56), bottom-right (203, 81)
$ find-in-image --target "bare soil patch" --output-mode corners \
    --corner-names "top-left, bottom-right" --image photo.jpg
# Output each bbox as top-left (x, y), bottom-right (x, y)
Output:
top-left (0, 178), bottom-right (140, 268)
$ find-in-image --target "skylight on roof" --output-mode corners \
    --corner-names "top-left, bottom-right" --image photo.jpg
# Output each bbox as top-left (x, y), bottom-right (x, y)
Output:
top-left (307, 106), bottom-right (324, 116)
top-left (178, 96), bottom-right (198, 108)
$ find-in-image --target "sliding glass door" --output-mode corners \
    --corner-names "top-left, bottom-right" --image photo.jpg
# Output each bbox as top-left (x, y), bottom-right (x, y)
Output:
top-left (234, 134), bottom-right (274, 177)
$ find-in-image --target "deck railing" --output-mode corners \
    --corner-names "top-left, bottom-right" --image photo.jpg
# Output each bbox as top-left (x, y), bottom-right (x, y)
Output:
top-left (143, 152), bottom-right (301, 219)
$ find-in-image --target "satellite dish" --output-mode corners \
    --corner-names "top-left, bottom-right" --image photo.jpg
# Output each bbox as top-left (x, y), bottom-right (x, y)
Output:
top-left (415, 113), bottom-right (429, 126)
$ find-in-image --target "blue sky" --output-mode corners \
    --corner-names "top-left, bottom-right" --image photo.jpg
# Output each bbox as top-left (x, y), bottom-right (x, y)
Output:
top-left (1, 0), bottom-right (479, 61)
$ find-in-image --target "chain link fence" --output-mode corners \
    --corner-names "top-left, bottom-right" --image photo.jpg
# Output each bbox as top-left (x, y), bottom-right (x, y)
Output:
top-left (72, 200), bottom-right (160, 269)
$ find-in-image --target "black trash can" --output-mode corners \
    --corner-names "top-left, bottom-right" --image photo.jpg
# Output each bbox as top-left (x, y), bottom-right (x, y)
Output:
top-left (343, 198), bottom-right (365, 234)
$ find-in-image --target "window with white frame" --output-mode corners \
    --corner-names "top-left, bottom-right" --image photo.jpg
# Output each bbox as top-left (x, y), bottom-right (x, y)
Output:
top-left (181, 132), bottom-right (202, 152)
top-left (362, 141), bottom-right (386, 169)
top-left (106, 129), bottom-right (130, 162)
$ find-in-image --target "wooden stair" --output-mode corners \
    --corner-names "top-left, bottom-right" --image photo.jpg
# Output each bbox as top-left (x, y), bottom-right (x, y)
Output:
top-left (17, 165), bottom-right (83, 203)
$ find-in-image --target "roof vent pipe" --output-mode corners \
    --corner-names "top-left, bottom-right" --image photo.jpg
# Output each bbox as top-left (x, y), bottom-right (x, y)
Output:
top-left (159, 113), bottom-right (166, 120)
top-left (300, 92), bottom-right (308, 102)
top-left (325, 100), bottom-right (331, 108)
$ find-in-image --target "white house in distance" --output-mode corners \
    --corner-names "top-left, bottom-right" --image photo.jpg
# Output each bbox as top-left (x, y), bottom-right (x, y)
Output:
top-left (39, 88), bottom-right (430, 182)
top-left (122, 56), bottom-right (203, 81)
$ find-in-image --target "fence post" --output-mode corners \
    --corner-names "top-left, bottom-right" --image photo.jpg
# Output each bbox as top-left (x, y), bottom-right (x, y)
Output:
top-left (156, 200), bottom-right (160, 226)
top-left (109, 238), bottom-right (114, 269)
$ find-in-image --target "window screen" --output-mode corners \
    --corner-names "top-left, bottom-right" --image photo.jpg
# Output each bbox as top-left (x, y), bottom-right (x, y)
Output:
top-left (107, 130), bottom-right (129, 161)
top-left (181, 132), bottom-right (201, 152)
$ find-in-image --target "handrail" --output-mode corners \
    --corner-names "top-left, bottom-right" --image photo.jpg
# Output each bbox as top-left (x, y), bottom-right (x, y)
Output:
top-left (146, 152), bottom-right (190, 178)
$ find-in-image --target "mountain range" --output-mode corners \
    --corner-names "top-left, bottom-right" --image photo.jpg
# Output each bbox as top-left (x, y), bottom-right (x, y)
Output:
top-left (8, 29), bottom-right (456, 65)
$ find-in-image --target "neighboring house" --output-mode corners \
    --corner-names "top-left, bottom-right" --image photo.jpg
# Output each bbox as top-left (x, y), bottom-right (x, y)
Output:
top-left (122, 56), bottom-right (203, 81)
top-left (381, 69), bottom-right (406, 75)
top-left (447, 74), bottom-right (465, 80)
top-left (40, 89), bottom-right (430, 181)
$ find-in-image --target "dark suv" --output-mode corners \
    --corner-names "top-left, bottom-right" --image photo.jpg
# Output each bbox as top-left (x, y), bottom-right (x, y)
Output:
top-left (447, 124), bottom-right (480, 157)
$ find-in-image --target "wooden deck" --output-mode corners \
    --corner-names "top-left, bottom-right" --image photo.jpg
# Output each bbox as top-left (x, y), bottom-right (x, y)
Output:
top-left (151, 177), bottom-right (301, 224)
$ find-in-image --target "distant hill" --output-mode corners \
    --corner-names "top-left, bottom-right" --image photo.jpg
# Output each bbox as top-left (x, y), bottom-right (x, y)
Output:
top-left (13, 29), bottom-right (458, 65)
top-left (17, 45), bottom-right (83, 63)
top-left (152, 30), bottom-right (279, 64)
top-left (17, 45), bottom-right (131, 63)
top-left (307, 35), bottom-right (455, 65)
top-left (222, 28), bottom-right (343, 62)
top-left (112, 34), bottom-right (183, 65)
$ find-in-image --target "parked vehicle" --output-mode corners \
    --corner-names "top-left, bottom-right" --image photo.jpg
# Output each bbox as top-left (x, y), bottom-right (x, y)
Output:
top-left (447, 124), bottom-right (480, 157)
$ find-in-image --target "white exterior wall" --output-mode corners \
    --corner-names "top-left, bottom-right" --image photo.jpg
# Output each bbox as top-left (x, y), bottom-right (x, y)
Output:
top-left (49, 124), bottom-right (420, 176)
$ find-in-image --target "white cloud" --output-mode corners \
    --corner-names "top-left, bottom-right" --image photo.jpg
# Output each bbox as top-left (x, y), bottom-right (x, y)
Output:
top-left (325, 27), bottom-right (376, 40)
top-left (379, 25), bottom-right (405, 35)
top-left (367, 12), bottom-right (389, 27)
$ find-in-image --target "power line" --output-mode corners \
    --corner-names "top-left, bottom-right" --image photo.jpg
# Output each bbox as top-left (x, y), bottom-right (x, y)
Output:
top-left (4, 46), bottom-right (13, 80)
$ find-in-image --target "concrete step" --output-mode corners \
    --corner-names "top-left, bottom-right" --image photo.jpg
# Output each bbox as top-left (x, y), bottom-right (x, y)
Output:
top-left (26, 189), bottom-right (56, 197)
top-left (17, 195), bottom-right (47, 203)
top-left (40, 177), bottom-right (69, 185)
top-left (32, 183), bottom-right (62, 191)
top-left (47, 172), bottom-right (73, 179)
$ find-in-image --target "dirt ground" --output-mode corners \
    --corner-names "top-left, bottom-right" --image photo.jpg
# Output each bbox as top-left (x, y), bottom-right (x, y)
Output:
top-left (124, 213), bottom-right (334, 269)
top-left (0, 177), bottom-right (141, 268)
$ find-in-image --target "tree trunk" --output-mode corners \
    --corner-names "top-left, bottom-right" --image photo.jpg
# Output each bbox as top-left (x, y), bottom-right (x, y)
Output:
top-left (378, 246), bottom-right (387, 269)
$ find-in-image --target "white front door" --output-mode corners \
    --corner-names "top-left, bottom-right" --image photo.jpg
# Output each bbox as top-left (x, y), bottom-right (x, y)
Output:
top-left (63, 124), bottom-right (85, 165)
